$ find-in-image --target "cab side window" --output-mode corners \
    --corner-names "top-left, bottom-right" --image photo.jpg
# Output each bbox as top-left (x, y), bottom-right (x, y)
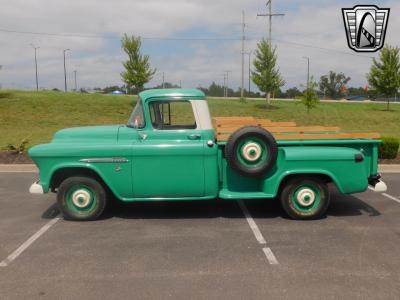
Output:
top-left (149, 101), bottom-right (196, 130)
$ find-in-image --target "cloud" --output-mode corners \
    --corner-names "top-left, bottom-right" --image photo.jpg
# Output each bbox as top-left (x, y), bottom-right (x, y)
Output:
top-left (0, 0), bottom-right (398, 90)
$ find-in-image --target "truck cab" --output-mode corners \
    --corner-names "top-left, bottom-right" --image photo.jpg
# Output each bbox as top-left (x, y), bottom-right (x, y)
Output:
top-left (29, 88), bottom-right (386, 221)
top-left (120, 89), bottom-right (218, 199)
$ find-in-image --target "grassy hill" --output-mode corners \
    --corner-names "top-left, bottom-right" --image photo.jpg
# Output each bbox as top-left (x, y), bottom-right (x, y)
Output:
top-left (0, 90), bottom-right (399, 149)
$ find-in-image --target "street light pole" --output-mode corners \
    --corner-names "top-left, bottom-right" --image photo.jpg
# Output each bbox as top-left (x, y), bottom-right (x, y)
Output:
top-left (63, 49), bottom-right (70, 92)
top-left (73, 70), bottom-right (77, 91)
top-left (302, 56), bottom-right (310, 89)
top-left (30, 44), bottom-right (39, 91)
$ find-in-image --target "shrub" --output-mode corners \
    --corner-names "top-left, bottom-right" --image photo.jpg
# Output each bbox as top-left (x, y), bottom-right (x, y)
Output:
top-left (378, 137), bottom-right (399, 159)
top-left (5, 138), bottom-right (29, 154)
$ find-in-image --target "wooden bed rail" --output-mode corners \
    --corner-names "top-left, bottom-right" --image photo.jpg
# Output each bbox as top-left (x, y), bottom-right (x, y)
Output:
top-left (212, 117), bottom-right (380, 141)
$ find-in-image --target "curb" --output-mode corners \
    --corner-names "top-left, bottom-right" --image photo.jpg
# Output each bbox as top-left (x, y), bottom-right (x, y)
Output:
top-left (0, 164), bottom-right (38, 172)
top-left (1, 164), bottom-right (400, 173)
top-left (378, 164), bottom-right (400, 173)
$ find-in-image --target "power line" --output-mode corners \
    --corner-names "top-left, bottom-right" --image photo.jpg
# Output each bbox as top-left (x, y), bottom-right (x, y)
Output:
top-left (0, 27), bottom-right (374, 59)
top-left (0, 28), bottom-right (241, 41)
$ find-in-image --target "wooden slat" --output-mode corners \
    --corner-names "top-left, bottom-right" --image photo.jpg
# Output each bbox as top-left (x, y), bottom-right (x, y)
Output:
top-left (264, 126), bottom-right (340, 133)
top-left (217, 132), bottom-right (380, 141)
top-left (212, 117), bottom-right (257, 125)
top-left (256, 120), bottom-right (297, 127)
top-left (216, 126), bottom-right (341, 135)
top-left (213, 117), bottom-right (256, 122)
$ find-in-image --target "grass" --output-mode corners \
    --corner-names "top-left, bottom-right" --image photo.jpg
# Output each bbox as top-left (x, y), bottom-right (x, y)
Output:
top-left (1, 90), bottom-right (400, 149)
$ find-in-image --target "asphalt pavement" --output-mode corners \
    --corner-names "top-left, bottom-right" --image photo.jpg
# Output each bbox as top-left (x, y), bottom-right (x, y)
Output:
top-left (0, 172), bottom-right (399, 299)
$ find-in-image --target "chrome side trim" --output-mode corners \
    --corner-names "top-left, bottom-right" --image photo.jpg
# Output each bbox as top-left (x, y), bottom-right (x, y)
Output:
top-left (79, 157), bottom-right (129, 163)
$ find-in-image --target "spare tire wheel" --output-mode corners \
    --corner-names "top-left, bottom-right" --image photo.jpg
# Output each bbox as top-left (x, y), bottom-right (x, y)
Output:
top-left (224, 126), bottom-right (278, 177)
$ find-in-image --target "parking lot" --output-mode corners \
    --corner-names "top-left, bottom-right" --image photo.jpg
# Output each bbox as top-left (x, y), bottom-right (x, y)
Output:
top-left (0, 172), bottom-right (399, 299)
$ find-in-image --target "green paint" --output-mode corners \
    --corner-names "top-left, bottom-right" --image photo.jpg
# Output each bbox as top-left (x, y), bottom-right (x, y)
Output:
top-left (28, 89), bottom-right (381, 202)
top-left (237, 137), bottom-right (267, 168)
top-left (292, 184), bottom-right (321, 214)
top-left (139, 88), bottom-right (206, 103)
top-left (65, 184), bottom-right (97, 214)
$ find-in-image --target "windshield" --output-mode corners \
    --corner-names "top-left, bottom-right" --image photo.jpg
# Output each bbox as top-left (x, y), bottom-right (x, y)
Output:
top-left (127, 100), bottom-right (145, 128)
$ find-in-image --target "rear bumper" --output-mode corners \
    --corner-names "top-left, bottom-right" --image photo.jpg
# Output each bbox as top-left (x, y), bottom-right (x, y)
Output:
top-left (368, 174), bottom-right (387, 193)
top-left (29, 181), bottom-right (44, 194)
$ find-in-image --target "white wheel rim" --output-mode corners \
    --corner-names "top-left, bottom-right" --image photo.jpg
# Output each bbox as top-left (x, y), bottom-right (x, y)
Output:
top-left (242, 142), bottom-right (262, 161)
top-left (71, 189), bottom-right (92, 208)
top-left (296, 188), bottom-right (315, 206)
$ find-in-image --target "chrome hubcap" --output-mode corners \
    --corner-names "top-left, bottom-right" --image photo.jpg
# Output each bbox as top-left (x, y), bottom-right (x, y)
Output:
top-left (71, 189), bottom-right (92, 208)
top-left (296, 188), bottom-right (315, 206)
top-left (242, 142), bottom-right (262, 161)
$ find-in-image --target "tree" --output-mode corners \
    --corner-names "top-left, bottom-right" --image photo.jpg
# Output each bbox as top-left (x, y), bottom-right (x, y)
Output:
top-left (102, 85), bottom-right (124, 94)
top-left (121, 34), bottom-right (156, 94)
top-left (285, 87), bottom-right (302, 99)
top-left (367, 45), bottom-right (400, 110)
top-left (300, 77), bottom-right (319, 113)
top-left (152, 82), bottom-right (180, 89)
top-left (252, 39), bottom-right (284, 106)
top-left (319, 71), bottom-right (350, 99)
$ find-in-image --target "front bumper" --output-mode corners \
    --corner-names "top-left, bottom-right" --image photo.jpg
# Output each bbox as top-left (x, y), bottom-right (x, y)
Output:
top-left (368, 174), bottom-right (387, 193)
top-left (29, 181), bottom-right (44, 194)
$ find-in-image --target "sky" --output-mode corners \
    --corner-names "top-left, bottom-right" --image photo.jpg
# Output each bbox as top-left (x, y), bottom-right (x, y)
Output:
top-left (0, 0), bottom-right (398, 91)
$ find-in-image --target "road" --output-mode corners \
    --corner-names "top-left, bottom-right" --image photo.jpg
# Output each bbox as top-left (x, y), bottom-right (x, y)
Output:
top-left (209, 96), bottom-right (400, 104)
top-left (0, 172), bottom-right (399, 299)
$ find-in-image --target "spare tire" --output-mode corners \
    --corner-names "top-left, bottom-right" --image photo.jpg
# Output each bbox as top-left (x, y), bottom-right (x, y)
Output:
top-left (225, 126), bottom-right (278, 177)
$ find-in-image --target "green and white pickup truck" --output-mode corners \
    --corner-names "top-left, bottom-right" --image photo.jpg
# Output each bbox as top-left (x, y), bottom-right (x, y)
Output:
top-left (29, 88), bottom-right (386, 220)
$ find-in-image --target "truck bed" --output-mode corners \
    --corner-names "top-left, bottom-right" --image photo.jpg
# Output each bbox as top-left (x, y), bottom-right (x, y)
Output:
top-left (213, 117), bottom-right (380, 141)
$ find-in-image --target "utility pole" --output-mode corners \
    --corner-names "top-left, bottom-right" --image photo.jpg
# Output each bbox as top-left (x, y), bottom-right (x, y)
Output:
top-left (257, 0), bottom-right (284, 45)
top-left (241, 10), bottom-right (245, 99)
top-left (302, 56), bottom-right (310, 89)
top-left (162, 72), bottom-right (165, 88)
top-left (224, 70), bottom-right (231, 98)
top-left (179, 80), bottom-right (182, 88)
top-left (257, 1), bottom-right (284, 104)
top-left (223, 73), bottom-right (227, 97)
top-left (73, 70), bottom-right (77, 91)
top-left (245, 51), bottom-right (252, 95)
top-left (30, 44), bottom-right (39, 91)
top-left (63, 49), bottom-right (70, 92)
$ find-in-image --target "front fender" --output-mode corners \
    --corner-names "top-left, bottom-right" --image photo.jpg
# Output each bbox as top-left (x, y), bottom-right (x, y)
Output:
top-left (36, 159), bottom-right (132, 200)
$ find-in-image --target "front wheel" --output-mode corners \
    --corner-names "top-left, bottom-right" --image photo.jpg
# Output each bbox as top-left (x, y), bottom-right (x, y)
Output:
top-left (57, 176), bottom-right (107, 221)
top-left (280, 177), bottom-right (330, 220)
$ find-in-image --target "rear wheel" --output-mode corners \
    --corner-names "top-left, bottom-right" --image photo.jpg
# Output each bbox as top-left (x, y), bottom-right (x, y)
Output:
top-left (280, 177), bottom-right (330, 220)
top-left (57, 176), bottom-right (107, 221)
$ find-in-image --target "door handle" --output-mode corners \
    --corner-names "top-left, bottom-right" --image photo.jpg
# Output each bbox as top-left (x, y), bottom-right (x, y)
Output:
top-left (187, 134), bottom-right (201, 140)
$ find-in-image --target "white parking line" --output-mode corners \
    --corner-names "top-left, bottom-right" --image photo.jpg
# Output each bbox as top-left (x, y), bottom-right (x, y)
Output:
top-left (381, 193), bottom-right (400, 204)
top-left (368, 187), bottom-right (400, 204)
top-left (0, 217), bottom-right (60, 267)
top-left (262, 247), bottom-right (279, 265)
top-left (237, 200), bottom-right (279, 265)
